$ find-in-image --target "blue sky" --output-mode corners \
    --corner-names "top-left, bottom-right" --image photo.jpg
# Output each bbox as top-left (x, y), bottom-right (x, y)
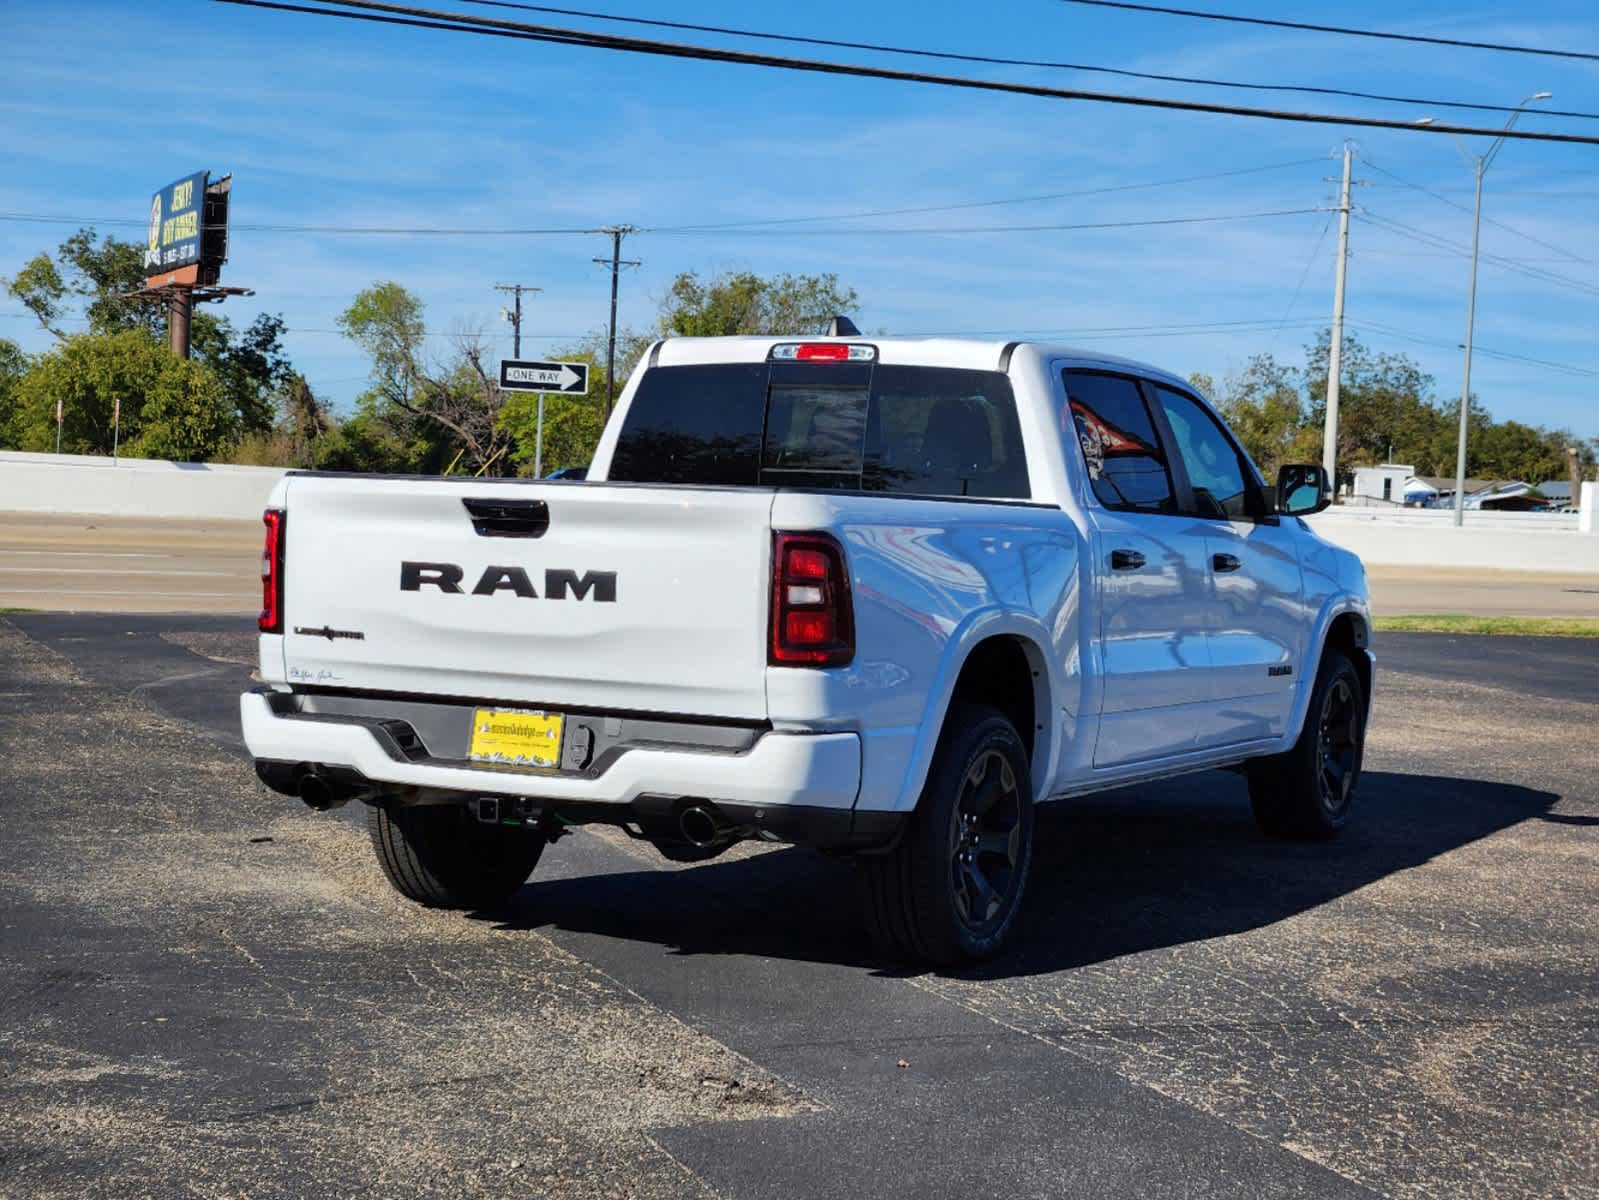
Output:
top-left (4, 0), bottom-right (1598, 438)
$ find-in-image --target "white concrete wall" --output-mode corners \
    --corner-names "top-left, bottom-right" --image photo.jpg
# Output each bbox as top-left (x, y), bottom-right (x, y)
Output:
top-left (2, 450), bottom-right (1595, 574)
top-left (1309, 506), bottom-right (1599, 574)
top-left (0, 451), bottom-right (285, 521)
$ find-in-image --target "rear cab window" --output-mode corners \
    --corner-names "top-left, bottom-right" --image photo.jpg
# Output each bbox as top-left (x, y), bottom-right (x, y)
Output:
top-left (610, 357), bottom-right (1030, 500)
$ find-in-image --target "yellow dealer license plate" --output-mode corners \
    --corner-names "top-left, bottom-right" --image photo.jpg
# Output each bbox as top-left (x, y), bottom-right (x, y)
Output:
top-left (468, 708), bottom-right (564, 768)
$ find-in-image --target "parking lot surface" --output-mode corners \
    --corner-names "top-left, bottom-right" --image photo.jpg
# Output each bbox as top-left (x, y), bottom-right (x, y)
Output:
top-left (1, 613), bottom-right (1594, 1199)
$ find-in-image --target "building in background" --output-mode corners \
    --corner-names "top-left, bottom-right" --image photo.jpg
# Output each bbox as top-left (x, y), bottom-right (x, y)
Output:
top-left (1350, 464), bottom-right (1415, 506)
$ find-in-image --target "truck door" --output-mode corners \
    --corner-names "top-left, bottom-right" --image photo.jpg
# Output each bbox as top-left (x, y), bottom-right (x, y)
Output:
top-left (1147, 383), bottom-right (1305, 746)
top-left (1060, 370), bottom-right (1216, 768)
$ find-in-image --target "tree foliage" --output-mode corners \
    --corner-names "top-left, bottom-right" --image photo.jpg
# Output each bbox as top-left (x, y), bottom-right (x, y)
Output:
top-left (0, 338), bottom-right (26, 448)
top-left (659, 270), bottom-right (860, 338)
top-left (4, 228), bottom-right (156, 339)
top-left (1204, 330), bottom-right (1595, 489)
top-left (14, 329), bottom-right (233, 460)
top-left (2, 228), bottom-right (297, 462)
top-left (337, 282), bottom-right (516, 475)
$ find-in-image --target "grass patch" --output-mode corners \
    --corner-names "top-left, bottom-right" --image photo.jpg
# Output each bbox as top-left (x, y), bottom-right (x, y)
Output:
top-left (0, 607), bottom-right (38, 615)
top-left (1375, 614), bottom-right (1599, 638)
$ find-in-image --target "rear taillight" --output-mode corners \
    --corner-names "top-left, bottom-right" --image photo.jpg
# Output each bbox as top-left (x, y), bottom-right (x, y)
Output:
top-left (259, 508), bottom-right (285, 634)
top-left (770, 532), bottom-right (854, 668)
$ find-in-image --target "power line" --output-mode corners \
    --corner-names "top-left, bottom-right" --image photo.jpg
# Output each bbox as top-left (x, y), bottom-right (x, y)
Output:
top-left (1360, 210), bottom-right (1599, 299)
top-left (0, 157), bottom-right (1325, 239)
top-left (1359, 156), bottom-right (1599, 271)
top-left (1269, 213), bottom-right (1334, 351)
top-left (1055, 0), bottom-right (1599, 64)
top-left (0, 211), bottom-right (598, 236)
top-left (650, 208), bottom-right (1327, 237)
top-left (448, 0), bottom-right (1599, 123)
top-left (1349, 318), bottom-right (1599, 380)
top-left (0, 204), bottom-right (1327, 242)
top-left (651, 157), bottom-right (1326, 231)
top-left (213, 0), bottom-right (1599, 146)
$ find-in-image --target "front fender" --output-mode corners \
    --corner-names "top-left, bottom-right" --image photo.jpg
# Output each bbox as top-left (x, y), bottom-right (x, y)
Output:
top-left (1286, 594), bottom-right (1373, 744)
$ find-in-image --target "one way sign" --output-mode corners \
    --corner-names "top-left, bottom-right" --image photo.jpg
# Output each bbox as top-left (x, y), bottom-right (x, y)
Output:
top-left (499, 359), bottom-right (590, 395)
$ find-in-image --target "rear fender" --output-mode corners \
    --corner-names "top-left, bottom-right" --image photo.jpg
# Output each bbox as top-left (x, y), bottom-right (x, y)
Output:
top-left (893, 609), bottom-right (1059, 813)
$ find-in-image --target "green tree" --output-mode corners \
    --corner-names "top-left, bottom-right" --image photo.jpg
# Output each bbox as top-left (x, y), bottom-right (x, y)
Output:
top-left (659, 270), bottom-right (860, 337)
top-left (191, 312), bottom-right (292, 435)
top-left (338, 282), bottom-right (514, 474)
top-left (14, 329), bottom-right (235, 460)
top-left (498, 350), bottom-right (608, 475)
top-left (0, 337), bottom-right (26, 448)
top-left (1202, 354), bottom-right (1307, 478)
top-left (3, 227), bottom-right (156, 339)
top-left (1303, 331), bottom-right (1446, 477)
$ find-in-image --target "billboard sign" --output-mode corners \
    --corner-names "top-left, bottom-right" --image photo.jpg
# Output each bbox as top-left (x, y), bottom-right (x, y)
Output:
top-left (144, 172), bottom-right (208, 280)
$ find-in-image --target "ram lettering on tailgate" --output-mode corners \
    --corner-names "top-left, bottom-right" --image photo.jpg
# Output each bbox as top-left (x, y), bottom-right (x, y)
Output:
top-left (400, 561), bottom-right (618, 602)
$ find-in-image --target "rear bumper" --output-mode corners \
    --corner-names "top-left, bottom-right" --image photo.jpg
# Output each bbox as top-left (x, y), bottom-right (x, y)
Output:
top-left (240, 689), bottom-right (874, 840)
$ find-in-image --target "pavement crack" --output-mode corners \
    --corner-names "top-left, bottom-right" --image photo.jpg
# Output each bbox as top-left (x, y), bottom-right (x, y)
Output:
top-left (211, 1068), bottom-right (523, 1123)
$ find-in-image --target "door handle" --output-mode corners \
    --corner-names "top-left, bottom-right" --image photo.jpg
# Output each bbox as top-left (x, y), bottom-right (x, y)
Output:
top-left (1212, 552), bottom-right (1242, 573)
top-left (1110, 549), bottom-right (1146, 571)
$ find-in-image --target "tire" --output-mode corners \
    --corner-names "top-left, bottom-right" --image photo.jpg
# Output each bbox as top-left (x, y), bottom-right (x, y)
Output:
top-left (1247, 651), bottom-right (1366, 839)
top-left (367, 801), bottom-right (546, 909)
top-left (864, 704), bottom-right (1035, 966)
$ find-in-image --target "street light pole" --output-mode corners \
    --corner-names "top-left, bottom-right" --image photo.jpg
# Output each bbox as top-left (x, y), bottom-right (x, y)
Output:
top-left (1453, 163), bottom-right (1485, 527)
top-left (1450, 90), bottom-right (1551, 527)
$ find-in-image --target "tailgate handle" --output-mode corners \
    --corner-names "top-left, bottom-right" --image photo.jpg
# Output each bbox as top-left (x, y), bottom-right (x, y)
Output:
top-left (462, 497), bottom-right (550, 538)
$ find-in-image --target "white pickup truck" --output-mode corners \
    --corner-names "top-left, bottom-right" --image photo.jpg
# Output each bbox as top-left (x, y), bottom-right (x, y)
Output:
top-left (241, 335), bottom-right (1372, 964)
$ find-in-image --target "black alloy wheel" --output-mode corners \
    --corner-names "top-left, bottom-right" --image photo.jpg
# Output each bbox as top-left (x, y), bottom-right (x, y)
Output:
top-left (949, 748), bottom-right (1025, 935)
top-left (1317, 673), bottom-right (1362, 819)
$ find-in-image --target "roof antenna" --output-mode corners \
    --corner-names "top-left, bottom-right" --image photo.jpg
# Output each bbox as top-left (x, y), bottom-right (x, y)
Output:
top-left (826, 315), bottom-right (861, 337)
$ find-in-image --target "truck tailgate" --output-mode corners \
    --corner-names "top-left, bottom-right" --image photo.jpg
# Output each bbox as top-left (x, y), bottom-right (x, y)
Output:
top-left (277, 477), bottom-right (775, 720)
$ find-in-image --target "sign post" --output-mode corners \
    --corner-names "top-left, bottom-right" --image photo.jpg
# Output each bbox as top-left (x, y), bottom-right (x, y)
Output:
top-left (112, 396), bottom-right (122, 463)
top-left (498, 360), bottom-right (590, 478)
top-left (54, 397), bottom-right (62, 455)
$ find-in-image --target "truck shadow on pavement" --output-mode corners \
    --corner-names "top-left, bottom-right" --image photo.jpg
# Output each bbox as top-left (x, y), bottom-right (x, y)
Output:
top-left (493, 768), bottom-right (1560, 978)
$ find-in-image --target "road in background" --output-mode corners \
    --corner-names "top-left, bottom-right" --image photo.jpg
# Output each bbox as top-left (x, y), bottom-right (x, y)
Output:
top-left (2, 512), bottom-right (1596, 618)
top-left (0, 513), bottom-right (259, 613)
top-left (1365, 564), bottom-right (1599, 616)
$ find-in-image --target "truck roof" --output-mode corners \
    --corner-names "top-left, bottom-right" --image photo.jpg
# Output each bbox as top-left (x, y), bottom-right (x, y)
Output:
top-left (649, 335), bottom-right (1200, 397)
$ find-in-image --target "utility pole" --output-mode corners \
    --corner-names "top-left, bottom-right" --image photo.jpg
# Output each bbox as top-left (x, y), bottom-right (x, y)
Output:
top-left (1449, 90), bottom-right (1551, 527)
top-left (1322, 143), bottom-right (1353, 494)
top-left (494, 282), bottom-right (541, 358)
top-left (594, 226), bottom-right (639, 419)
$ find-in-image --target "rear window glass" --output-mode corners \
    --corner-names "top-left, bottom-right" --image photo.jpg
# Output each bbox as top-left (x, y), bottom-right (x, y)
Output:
top-left (609, 361), bottom-right (1030, 500)
top-left (606, 363), bottom-right (766, 485)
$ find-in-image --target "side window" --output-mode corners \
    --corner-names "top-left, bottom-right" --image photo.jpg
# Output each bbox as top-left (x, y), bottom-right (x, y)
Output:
top-left (1061, 371), bottom-right (1174, 513)
top-left (1154, 386), bottom-right (1253, 521)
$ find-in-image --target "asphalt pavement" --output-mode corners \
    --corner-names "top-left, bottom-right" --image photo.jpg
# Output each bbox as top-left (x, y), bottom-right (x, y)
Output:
top-left (1, 612), bottom-right (1594, 1199)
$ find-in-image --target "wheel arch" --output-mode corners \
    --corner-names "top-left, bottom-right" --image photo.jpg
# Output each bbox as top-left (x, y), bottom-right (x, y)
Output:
top-left (895, 614), bottom-right (1056, 812)
top-left (1287, 603), bottom-right (1373, 743)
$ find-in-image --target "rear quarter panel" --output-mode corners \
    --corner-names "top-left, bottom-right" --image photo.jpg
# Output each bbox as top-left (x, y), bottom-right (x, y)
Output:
top-left (767, 491), bottom-right (1084, 813)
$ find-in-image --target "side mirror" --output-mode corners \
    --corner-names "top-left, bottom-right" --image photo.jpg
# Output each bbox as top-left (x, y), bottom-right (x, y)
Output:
top-left (1276, 463), bottom-right (1331, 516)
